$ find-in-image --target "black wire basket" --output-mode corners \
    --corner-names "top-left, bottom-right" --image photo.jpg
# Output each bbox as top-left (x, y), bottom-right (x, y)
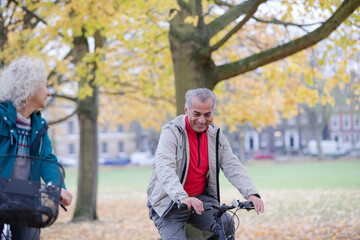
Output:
top-left (0, 155), bottom-right (65, 228)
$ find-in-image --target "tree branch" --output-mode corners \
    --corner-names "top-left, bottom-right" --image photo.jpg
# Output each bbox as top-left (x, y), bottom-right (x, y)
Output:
top-left (102, 89), bottom-right (176, 106)
top-left (47, 49), bottom-right (73, 80)
top-left (51, 93), bottom-right (78, 103)
top-left (216, 0), bottom-right (360, 82)
top-left (12, 0), bottom-right (47, 25)
top-left (213, 0), bottom-right (234, 8)
top-left (200, 1), bottom-right (263, 57)
top-left (252, 16), bottom-right (324, 33)
top-left (47, 107), bottom-right (78, 125)
top-left (207, 0), bottom-right (266, 38)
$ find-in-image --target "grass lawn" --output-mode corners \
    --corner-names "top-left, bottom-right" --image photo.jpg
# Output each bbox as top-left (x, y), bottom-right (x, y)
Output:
top-left (223, 159), bottom-right (360, 190)
top-left (43, 158), bottom-right (360, 240)
top-left (63, 158), bottom-right (360, 192)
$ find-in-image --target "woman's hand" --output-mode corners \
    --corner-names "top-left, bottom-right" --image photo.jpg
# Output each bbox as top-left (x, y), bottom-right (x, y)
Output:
top-left (60, 189), bottom-right (73, 206)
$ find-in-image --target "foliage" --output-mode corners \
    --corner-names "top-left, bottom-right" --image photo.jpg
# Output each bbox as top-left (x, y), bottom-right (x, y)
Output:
top-left (1, 0), bottom-right (359, 130)
top-left (168, 0), bottom-right (359, 129)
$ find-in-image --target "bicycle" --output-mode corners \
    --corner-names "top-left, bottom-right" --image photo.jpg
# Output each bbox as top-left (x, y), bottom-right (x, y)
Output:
top-left (178, 199), bottom-right (254, 240)
top-left (0, 155), bottom-right (66, 240)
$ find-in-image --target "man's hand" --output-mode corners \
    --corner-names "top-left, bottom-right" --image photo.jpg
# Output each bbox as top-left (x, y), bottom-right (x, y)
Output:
top-left (247, 195), bottom-right (264, 214)
top-left (180, 197), bottom-right (204, 215)
top-left (60, 189), bottom-right (73, 206)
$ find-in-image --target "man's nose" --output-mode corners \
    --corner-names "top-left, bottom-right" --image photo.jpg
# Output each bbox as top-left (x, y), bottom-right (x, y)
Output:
top-left (198, 115), bottom-right (206, 124)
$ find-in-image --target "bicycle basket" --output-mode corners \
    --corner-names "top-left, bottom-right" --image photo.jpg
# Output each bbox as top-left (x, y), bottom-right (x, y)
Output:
top-left (0, 155), bottom-right (65, 228)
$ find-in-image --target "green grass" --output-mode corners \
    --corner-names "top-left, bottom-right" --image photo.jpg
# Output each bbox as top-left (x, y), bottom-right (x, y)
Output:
top-left (62, 159), bottom-right (360, 191)
top-left (239, 159), bottom-right (360, 189)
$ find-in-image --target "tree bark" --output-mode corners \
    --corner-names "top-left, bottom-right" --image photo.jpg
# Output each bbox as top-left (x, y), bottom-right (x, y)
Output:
top-left (72, 33), bottom-right (99, 221)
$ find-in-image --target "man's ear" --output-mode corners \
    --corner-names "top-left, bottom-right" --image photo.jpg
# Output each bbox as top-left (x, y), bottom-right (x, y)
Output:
top-left (184, 105), bottom-right (188, 115)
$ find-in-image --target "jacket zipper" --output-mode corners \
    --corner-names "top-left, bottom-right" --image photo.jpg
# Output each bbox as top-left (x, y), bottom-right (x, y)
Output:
top-left (197, 133), bottom-right (201, 168)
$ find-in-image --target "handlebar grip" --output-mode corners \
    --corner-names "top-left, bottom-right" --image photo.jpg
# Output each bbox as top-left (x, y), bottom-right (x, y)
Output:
top-left (232, 200), bottom-right (254, 210)
top-left (177, 202), bottom-right (213, 211)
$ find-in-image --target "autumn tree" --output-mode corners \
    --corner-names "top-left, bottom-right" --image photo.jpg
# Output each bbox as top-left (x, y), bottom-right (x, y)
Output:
top-left (169, 0), bottom-right (360, 114)
top-left (1, 0), bottom-right (177, 221)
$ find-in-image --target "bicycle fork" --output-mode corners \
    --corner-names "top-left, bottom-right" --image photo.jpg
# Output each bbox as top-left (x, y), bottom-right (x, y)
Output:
top-left (1, 224), bottom-right (11, 240)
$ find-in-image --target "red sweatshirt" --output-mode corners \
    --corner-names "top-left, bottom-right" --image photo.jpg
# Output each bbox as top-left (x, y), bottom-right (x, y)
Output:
top-left (183, 116), bottom-right (209, 196)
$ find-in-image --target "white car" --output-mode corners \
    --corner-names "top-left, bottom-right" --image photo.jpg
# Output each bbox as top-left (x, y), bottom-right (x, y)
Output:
top-left (58, 157), bottom-right (78, 167)
top-left (130, 152), bottom-right (155, 166)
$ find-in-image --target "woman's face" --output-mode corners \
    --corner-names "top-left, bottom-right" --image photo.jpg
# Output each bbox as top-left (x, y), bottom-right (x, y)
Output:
top-left (29, 79), bottom-right (51, 109)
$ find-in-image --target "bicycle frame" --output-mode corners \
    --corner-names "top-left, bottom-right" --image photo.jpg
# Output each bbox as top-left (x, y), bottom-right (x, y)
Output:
top-left (207, 204), bottom-right (232, 240)
top-left (180, 200), bottom-right (254, 240)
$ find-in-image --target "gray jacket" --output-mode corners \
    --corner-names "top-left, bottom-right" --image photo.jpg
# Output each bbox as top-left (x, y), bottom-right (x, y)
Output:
top-left (146, 115), bottom-right (259, 217)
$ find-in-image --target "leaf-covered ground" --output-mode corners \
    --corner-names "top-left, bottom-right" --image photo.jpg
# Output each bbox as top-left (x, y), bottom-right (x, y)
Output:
top-left (41, 189), bottom-right (360, 239)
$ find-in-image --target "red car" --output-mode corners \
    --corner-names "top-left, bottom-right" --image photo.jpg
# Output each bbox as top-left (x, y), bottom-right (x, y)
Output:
top-left (254, 150), bottom-right (275, 160)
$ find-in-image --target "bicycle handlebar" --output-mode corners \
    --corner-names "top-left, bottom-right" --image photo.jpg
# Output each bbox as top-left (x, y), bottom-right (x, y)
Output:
top-left (178, 199), bottom-right (254, 212)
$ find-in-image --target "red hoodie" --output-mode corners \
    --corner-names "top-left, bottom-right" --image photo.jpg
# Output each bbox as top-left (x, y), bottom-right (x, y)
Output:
top-left (183, 116), bottom-right (209, 196)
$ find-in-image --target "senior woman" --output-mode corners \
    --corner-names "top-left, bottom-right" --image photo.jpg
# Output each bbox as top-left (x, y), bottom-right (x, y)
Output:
top-left (0, 56), bottom-right (72, 240)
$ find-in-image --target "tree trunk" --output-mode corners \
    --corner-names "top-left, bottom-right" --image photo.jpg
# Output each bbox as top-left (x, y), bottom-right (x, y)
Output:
top-left (72, 33), bottom-right (99, 221)
top-left (73, 88), bottom-right (99, 221)
top-left (306, 108), bottom-right (324, 160)
top-left (169, 0), bottom-right (217, 115)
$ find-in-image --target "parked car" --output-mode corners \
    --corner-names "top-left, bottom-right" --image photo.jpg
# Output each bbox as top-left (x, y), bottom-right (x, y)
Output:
top-left (307, 140), bottom-right (346, 157)
top-left (100, 153), bottom-right (130, 166)
top-left (130, 152), bottom-right (155, 166)
top-left (58, 157), bottom-right (78, 167)
top-left (254, 149), bottom-right (275, 160)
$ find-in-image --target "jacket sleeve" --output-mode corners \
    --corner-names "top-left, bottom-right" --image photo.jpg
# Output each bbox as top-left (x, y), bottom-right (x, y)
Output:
top-left (219, 131), bottom-right (260, 199)
top-left (154, 125), bottom-right (188, 202)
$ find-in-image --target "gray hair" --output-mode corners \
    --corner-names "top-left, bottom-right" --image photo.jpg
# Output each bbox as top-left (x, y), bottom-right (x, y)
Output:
top-left (185, 88), bottom-right (216, 110)
top-left (0, 56), bottom-right (47, 110)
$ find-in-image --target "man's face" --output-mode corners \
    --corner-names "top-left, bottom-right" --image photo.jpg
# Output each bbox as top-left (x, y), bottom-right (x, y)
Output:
top-left (185, 96), bottom-right (214, 133)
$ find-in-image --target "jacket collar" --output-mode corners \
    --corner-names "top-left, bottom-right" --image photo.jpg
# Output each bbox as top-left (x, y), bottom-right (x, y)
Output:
top-left (4, 101), bottom-right (17, 125)
top-left (2, 101), bottom-right (45, 129)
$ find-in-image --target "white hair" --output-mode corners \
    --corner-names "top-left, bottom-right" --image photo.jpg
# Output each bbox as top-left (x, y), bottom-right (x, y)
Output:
top-left (0, 56), bottom-right (47, 110)
top-left (185, 88), bottom-right (216, 111)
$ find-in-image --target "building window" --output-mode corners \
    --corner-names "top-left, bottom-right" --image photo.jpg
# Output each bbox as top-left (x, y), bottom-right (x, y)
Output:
top-left (354, 114), bottom-right (360, 130)
top-left (317, 115), bottom-right (323, 124)
top-left (342, 114), bottom-right (351, 130)
top-left (290, 136), bottom-right (294, 148)
top-left (68, 121), bottom-right (74, 134)
top-left (68, 143), bottom-right (75, 155)
top-left (354, 132), bottom-right (360, 142)
top-left (333, 134), bottom-right (340, 142)
top-left (117, 124), bottom-right (124, 132)
top-left (118, 141), bottom-right (124, 152)
top-left (300, 115), bottom-right (308, 125)
top-left (249, 137), bottom-right (254, 150)
top-left (344, 133), bottom-right (351, 143)
top-left (102, 142), bottom-right (108, 153)
top-left (287, 117), bottom-right (296, 125)
top-left (331, 115), bottom-right (340, 130)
